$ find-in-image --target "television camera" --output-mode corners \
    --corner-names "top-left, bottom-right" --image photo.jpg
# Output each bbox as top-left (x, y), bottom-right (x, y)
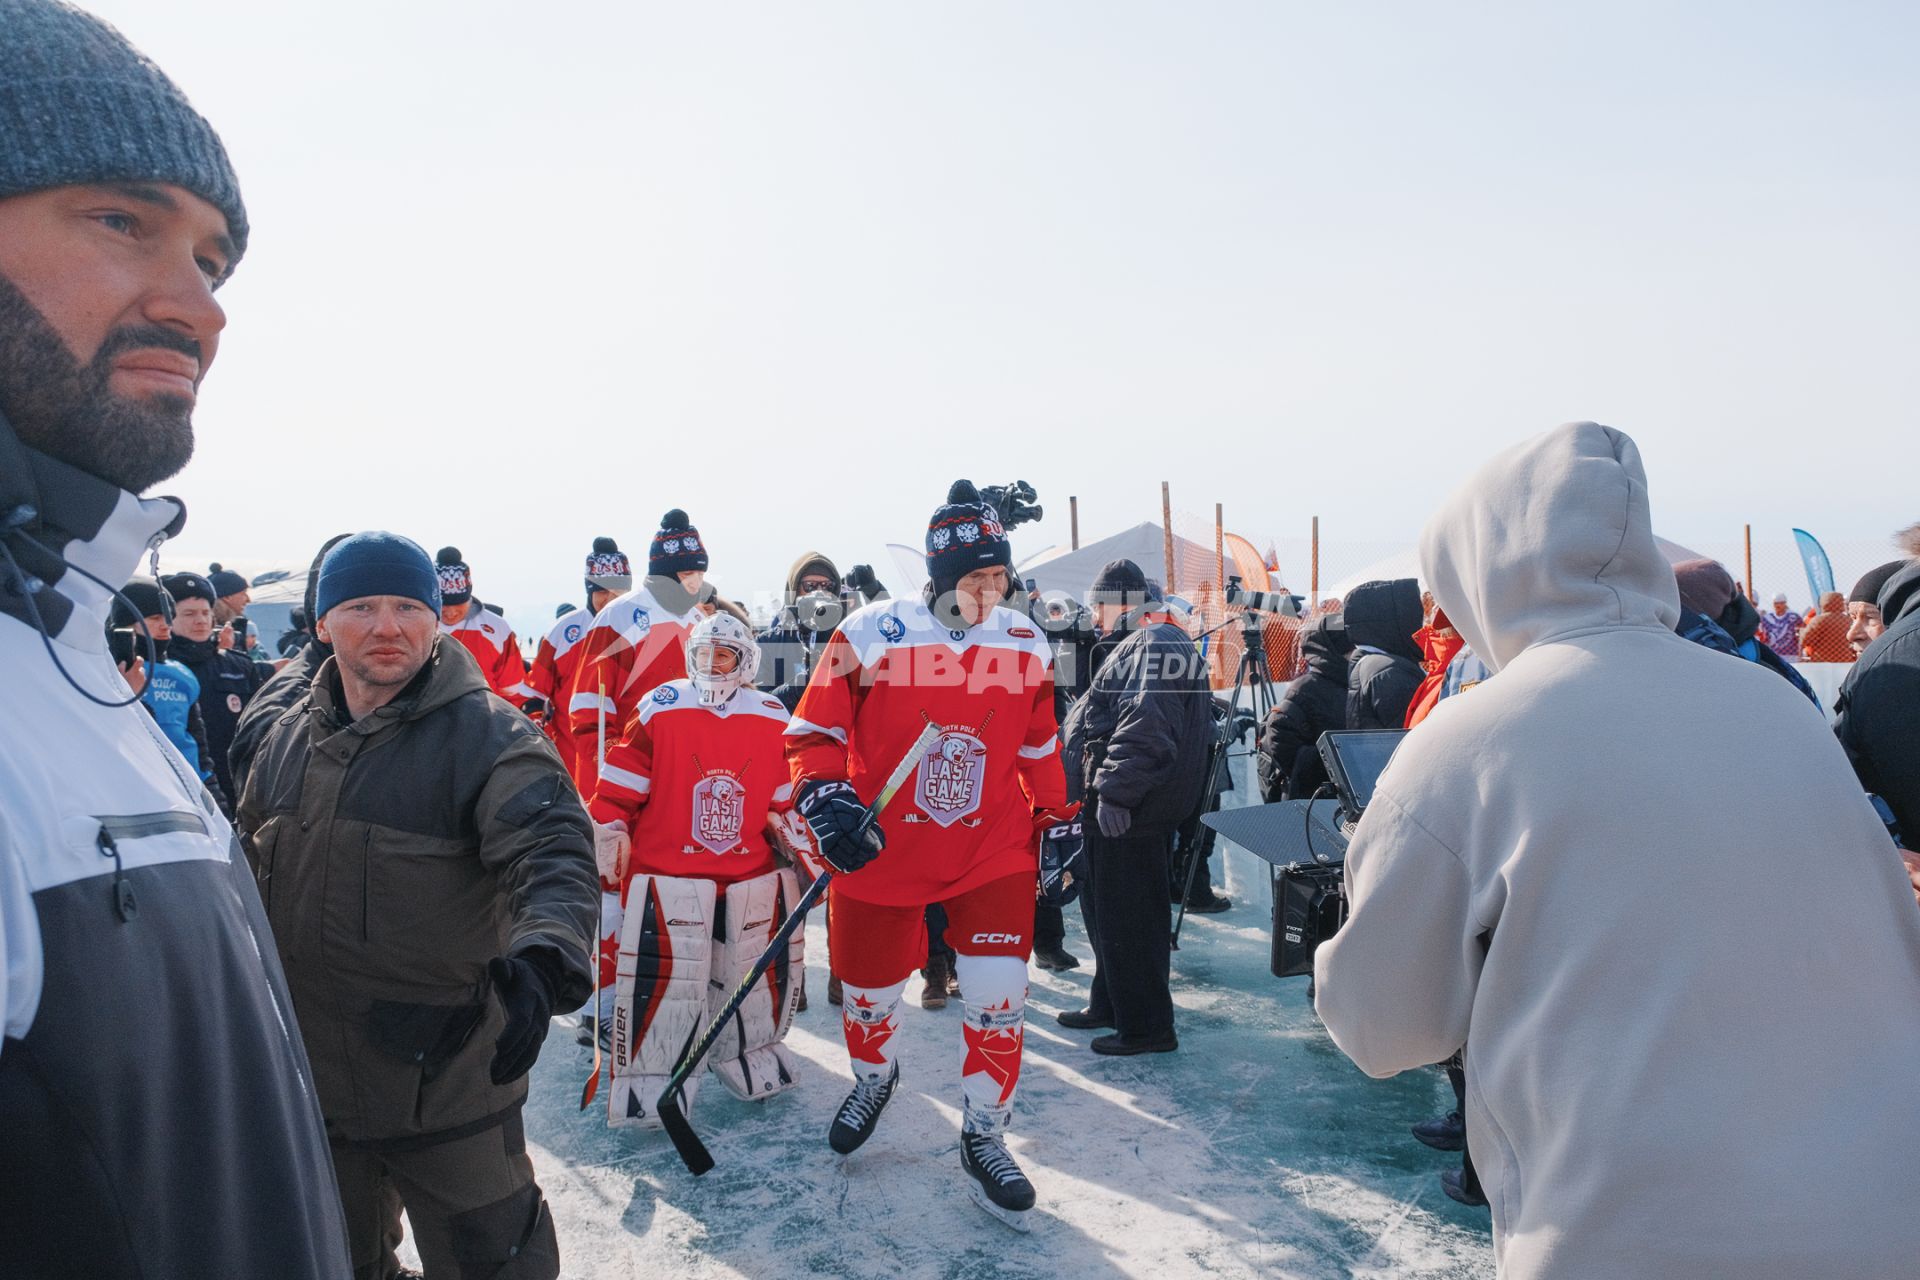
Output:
top-left (1198, 729), bottom-right (1406, 978)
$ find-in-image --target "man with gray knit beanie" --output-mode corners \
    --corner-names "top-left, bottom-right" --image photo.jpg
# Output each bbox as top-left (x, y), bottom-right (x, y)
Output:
top-left (1, 4), bottom-right (351, 1278)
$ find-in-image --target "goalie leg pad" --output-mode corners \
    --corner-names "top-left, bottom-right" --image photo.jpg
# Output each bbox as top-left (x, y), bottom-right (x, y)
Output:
top-left (607, 874), bottom-right (716, 1129)
top-left (592, 889), bottom-right (623, 1026)
top-left (708, 868), bottom-right (805, 1102)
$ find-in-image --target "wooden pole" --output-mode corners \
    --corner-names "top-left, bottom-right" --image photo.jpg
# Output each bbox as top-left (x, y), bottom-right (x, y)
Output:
top-left (1161, 481), bottom-right (1176, 594)
top-left (1069, 496), bottom-right (1079, 551)
top-left (1744, 523), bottom-right (1755, 603)
top-left (1310, 515), bottom-right (1320, 609)
top-left (1215, 503), bottom-right (1225, 593)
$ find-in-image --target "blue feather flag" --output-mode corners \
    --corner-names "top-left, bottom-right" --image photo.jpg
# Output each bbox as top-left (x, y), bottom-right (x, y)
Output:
top-left (1791, 529), bottom-right (1834, 603)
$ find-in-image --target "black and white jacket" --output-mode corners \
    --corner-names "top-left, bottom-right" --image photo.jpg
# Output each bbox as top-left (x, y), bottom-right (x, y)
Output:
top-left (0, 414), bottom-right (350, 1279)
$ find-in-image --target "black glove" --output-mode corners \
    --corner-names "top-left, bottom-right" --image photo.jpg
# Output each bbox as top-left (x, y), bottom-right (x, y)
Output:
top-left (846, 564), bottom-right (882, 599)
top-left (796, 779), bottom-right (884, 873)
top-left (488, 951), bottom-right (561, 1086)
top-left (1096, 800), bottom-right (1133, 839)
top-left (1038, 818), bottom-right (1086, 907)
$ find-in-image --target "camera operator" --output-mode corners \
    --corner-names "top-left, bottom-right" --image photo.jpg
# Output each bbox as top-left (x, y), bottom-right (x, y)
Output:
top-left (1257, 613), bottom-right (1354, 802)
top-left (1057, 560), bottom-right (1212, 1054)
top-left (757, 552), bottom-right (887, 713)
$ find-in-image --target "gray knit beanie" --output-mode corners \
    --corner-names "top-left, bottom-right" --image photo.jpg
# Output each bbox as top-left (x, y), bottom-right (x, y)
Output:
top-left (0, 0), bottom-right (248, 274)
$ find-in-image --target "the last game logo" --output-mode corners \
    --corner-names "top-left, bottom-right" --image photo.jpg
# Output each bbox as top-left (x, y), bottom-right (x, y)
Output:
top-left (917, 729), bottom-right (987, 827)
top-left (691, 773), bottom-right (746, 854)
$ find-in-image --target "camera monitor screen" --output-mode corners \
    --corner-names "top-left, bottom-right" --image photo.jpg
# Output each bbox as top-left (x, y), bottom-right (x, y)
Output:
top-left (1318, 730), bottom-right (1407, 818)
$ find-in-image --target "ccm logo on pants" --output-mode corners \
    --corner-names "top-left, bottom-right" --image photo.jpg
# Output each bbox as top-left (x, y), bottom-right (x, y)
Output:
top-left (971, 933), bottom-right (1023, 945)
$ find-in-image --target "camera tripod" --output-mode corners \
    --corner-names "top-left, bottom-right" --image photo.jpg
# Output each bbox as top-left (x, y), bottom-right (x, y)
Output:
top-left (1172, 609), bottom-right (1280, 949)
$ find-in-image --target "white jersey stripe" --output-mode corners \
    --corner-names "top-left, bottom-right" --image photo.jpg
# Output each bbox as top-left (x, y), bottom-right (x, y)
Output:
top-left (598, 762), bottom-right (652, 795)
top-left (784, 716), bottom-right (848, 744)
top-left (1018, 738), bottom-right (1058, 760)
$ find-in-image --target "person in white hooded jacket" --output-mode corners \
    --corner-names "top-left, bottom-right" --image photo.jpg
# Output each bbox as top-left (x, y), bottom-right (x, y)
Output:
top-left (1314, 422), bottom-right (1920, 1279)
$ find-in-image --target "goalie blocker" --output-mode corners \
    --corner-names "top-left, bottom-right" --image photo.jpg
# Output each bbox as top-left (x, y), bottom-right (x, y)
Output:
top-left (607, 868), bottom-right (805, 1127)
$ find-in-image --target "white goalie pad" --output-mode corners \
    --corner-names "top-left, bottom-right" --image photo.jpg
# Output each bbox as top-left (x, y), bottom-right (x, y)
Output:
top-left (607, 874), bottom-right (716, 1129)
top-left (707, 867), bottom-right (805, 1102)
top-left (766, 809), bottom-right (829, 883)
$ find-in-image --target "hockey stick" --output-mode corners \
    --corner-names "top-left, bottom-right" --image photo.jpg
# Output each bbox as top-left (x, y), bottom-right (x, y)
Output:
top-left (659, 721), bottom-right (940, 1175)
top-left (580, 676), bottom-right (610, 1111)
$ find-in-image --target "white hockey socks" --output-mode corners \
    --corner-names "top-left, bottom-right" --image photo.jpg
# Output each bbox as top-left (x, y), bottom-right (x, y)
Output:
top-left (955, 953), bottom-right (1029, 1136)
top-left (840, 978), bottom-right (908, 1086)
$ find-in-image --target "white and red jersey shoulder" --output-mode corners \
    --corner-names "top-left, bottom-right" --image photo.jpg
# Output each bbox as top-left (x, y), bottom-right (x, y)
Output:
top-left (590, 679), bottom-right (794, 886)
top-left (785, 598), bottom-right (1067, 906)
top-left (565, 584), bottom-right (703, 741)
top-left (441, 606), bottom-right (534, 705)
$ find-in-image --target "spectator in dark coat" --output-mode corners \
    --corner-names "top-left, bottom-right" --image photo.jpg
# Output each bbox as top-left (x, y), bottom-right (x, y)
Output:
top-left (160, 570), bottom-right (272, 811)
top-left (1846, 560), bottom-right (1907, 657)
top-left (236, 532), bottom-right (597, 1280)
top-left (1343, 578), bottom-right (1424, 730)
top-left (1674, 558), bottom-right (1819, 705)
top-left (227, 533), bottom-right (350, 800)
top-left (1258, 613), bottom-right (1353, 802)
top-left (1835, 560), bottom-right (1920, 843)
top-left (1058, 559), bottom-right (1212, 1055)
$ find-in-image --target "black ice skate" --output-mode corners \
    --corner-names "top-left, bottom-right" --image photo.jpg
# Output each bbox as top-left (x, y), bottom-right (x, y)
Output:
top-left (828, 1062), bottom-right (899, 1155)
top-left (961, 1131), bottom-right (1036, 1232)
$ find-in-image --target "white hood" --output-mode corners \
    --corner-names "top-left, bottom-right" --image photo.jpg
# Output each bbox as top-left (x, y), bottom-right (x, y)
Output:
top-left (1316, 420), bottom-right (1920, 1279)
top-left (1419, 422), bottom-right (1679, 673)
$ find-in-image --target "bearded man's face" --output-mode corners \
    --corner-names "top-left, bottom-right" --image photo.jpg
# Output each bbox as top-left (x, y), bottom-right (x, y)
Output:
top-left (0, 183), bottom-right (234, 493)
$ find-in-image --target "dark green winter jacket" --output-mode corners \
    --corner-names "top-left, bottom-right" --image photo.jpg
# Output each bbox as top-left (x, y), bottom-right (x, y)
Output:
top-left (236, 637), bottom-right (597, 1143)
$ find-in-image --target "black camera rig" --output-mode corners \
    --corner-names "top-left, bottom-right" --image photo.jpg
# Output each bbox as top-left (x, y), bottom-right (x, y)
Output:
top-left (978, 480), bottom-right (1043, 530)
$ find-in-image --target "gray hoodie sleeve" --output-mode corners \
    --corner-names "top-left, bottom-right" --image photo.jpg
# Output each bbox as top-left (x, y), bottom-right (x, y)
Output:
top-left (1313, 790), bottom-right (1487, 1078)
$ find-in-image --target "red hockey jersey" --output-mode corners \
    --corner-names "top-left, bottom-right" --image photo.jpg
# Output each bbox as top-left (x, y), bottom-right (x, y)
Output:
top-left (785, 598), bottom-right (1066, 907)
top-left (441, 606), bottom-right (533, 706)
top-left (565, 584), bottom-right (701, 794)
top-left (590, 679), bottom-right (796, 889)
top-left (526, 605), bottom-right (594, 779)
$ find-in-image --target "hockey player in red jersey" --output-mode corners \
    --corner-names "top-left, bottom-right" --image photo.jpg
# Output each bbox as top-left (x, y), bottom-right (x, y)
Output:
top-left (587, 612), bottom-right (806, 1126)
top-left (526, 536), bottom-right (631, 779)
top-left (435, 545), bottom-right (535, 704)
top-left (786, 481), bottom-right (1073, 1231)
top-left (565, 510), bottom-right (720, 795)
top-left (565, 512), bottom-right (733, 1033)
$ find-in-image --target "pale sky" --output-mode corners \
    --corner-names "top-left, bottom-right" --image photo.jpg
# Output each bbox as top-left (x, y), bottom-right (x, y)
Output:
top-left (90, 1), bottom-right (1918, 638)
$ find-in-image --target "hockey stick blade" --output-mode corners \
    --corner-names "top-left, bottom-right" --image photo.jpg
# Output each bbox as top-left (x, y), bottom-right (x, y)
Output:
top-left (658, 722), bottom-right (940, 1175)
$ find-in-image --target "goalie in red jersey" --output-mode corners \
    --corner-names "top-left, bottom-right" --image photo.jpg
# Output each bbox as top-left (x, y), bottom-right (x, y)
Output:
top-left (784, 481), bottom-right (1077, 1231)
top-left (587, 612), bottom-right (806, 1128)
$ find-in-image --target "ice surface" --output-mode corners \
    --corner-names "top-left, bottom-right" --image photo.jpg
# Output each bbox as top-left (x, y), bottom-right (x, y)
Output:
top-left (514, 752), bottom-right (1496, 1278)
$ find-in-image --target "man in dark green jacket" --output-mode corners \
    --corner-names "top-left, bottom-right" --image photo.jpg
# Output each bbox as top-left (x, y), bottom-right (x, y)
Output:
top-left (237, 532), bottom-right (598, 1280)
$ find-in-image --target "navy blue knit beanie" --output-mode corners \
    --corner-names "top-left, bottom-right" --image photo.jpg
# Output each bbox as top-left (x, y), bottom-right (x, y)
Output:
top-left (649, 510), bottom-right (709, 578)
top-left (316, 533), bottom-right (440, 618)
top-left (585, 535), bottom-right (632, 596)
top-left (1086, 558), bottom-right (1152, 607)
top-left (206, 563), bottom-right (248, 599)
top-left (159, 570), bottom-right (216, 608)
top-left (0, 0), bottom-right (248, 276)
top-left (925, 480), bottom-right (1013, 596)
top-left (434, 546), bottom-right (473, 606)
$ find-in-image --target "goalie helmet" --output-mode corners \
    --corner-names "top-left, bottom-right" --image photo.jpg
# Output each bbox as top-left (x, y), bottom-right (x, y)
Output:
top-left (685, 611), bottom-right (759, 707)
